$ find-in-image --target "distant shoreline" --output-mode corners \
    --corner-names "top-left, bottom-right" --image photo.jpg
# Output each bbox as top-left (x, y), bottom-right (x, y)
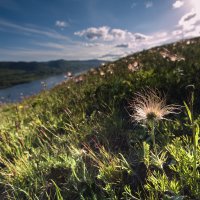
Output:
top-left (0, 59), bottom-right (105, 89)
top-left (0, 72), bottom-right (64, 89)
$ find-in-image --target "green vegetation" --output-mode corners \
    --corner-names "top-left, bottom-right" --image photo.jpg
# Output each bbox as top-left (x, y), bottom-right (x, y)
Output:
top-left (0, 37), bottom-right (200, 199)
top-left (0, 59), bottom-right (104, 89)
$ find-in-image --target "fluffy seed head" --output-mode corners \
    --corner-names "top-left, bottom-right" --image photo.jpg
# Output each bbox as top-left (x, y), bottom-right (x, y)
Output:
top-left (129, 89), bottom-right (180, 123)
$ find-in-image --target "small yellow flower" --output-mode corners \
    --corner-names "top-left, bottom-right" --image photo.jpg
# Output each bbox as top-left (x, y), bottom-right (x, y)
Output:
top-left (18, 105), bottom-right (24, 110)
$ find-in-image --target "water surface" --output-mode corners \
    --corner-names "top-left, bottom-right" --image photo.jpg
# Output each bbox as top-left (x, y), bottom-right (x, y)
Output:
top-left (0, 73), bottom-right (68, 103)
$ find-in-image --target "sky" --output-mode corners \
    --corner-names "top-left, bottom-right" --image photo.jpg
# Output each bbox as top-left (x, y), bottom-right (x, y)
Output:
top-left (0, 0), bottom-right (200, 61)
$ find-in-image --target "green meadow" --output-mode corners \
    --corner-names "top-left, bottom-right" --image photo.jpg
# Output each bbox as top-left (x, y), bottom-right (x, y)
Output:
top-left (0, 37), bottom-right (200, 199)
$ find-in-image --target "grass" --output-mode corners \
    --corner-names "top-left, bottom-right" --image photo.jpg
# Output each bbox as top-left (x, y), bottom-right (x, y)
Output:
top-left (0, 37), bottom-right (200, 199)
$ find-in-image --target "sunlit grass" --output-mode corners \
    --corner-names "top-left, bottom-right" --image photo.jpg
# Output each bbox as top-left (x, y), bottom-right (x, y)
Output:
top-left (0, 37), bottom-right (200, 199)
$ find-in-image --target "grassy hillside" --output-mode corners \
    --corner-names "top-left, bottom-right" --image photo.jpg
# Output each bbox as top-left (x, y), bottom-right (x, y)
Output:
top-left (0, 37), bottom-right (200, 199)
top-left (0, 59), bottom-right (104, 89)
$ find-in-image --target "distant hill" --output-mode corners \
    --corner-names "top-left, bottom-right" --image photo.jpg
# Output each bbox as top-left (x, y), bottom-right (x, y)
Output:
top-left (0, 59), bottom-right (105, 89)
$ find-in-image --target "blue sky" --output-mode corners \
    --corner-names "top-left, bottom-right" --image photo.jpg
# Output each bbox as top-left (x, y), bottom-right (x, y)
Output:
top-left (0, 0), bottom-right (200, 61)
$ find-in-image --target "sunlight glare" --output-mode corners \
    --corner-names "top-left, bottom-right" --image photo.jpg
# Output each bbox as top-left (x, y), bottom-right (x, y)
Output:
top-left (190, 0), bottom-right (200, 15)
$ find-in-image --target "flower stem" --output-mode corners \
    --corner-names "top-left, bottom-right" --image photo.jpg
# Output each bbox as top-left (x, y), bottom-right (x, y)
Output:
top-left (150, 120), bottom-right (157, 155)
top-left (193, 125), bottom-right (197, 186)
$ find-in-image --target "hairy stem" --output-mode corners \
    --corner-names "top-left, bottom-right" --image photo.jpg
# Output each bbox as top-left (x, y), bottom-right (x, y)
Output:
top-left (150, 120), bottom-right (157, 155)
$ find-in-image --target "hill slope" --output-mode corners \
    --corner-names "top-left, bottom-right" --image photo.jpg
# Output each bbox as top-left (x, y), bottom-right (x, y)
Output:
top-left (0, 37), bottom-right (200, 199)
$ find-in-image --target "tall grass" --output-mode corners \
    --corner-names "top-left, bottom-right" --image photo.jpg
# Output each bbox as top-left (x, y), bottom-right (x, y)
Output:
top-left (0, 37), bottom-right (200, 199)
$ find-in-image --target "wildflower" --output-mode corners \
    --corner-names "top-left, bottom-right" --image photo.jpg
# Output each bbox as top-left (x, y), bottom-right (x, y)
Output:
top-left (129, 89), bottom-right (180, 124)
top-left (100, 71), bottom-right (105, 76)
top-left (128, 60), bottom-right (142, 72)
top-left (107, 69), bottom-right (113, 74)
top-left (128, 63), bottom-right (135, 72)
top-left (90, 68), bottom-right (95, 73)
top-left (74, 76), bottom-right (82, 83)
top-left (133, 61), bottom-right (138, 67)
top-left (18, 105), bottom-right (24, 110)
top-left (93, 70), bottom-right (98, 75)
top-left (170, 55), bottom-right (177, 62)
top-left (160, 51), bottom-right (168, 58)
top-left (67, 72), bottom-right (72, 77)
top-left (186, 40), bottom-right (191, 45)
top-left (78, 76), bottom-right (84, 82)
top-left (129, 88), bottom-right (180, 155)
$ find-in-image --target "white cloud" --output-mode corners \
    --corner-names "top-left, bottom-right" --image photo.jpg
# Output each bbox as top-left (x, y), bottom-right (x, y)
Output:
top-left (135, 31), bottom-right (169, 49)
top-left (74, 26), bottom-right (112, 41)
top-left (74, 26), bottom-right (149, 43)
top-left (171, 9), bottom-right (200, 39)
top-left (115, 43), bottom-right (130, 48)
top-left (100, 53), bottom-right (124, 60)
top-left (1, 8), bottom-right (200, 62)
top-left (55, 20), bottom-right (69, 28)
top-left (111, 28), bottom-right (127, 40)
top-left (74, 26), bottom-right (173, 60)
top-left (83, 43), bottom-right (104, 47)
top-left (178, 10), bottom-right (200, 32)
top-left (134, 33), bottom-right (149, 40)
top-left (145, 1), bottom-right (153, 8)
top-left (173, 1), bottom-right (184, 9)
top-left (172, 29), bottom-right (183, 36)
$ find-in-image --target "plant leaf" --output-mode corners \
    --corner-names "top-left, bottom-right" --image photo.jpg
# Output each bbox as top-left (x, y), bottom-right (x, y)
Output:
top-left (183, 101), bottom-right (192, 123)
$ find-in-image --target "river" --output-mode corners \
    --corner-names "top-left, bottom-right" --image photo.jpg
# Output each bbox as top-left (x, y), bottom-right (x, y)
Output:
top-left (0, 73), bottom-right (70, 103)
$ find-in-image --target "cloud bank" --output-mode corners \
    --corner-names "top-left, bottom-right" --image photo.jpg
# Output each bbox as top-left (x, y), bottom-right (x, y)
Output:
top-left (1, 1), bottom-right (200, 61)
top-left (75, 26), bottom-right (148, 42)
